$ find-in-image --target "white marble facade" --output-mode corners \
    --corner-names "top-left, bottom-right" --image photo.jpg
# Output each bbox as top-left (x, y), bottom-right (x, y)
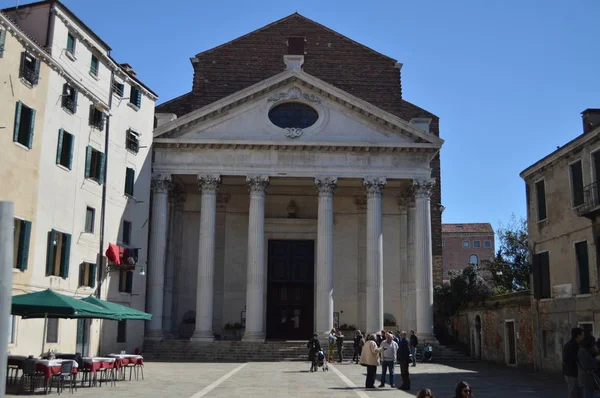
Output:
top-left (150, 68), bottom-right (443, 341)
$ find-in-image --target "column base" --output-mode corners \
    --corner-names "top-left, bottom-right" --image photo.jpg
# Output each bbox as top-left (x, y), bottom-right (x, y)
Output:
top-left (145, 330), bottom-right (164, 341)
top-left (242, 331), bottom-right (265, 342)
top-left (190, 331), bottom-right (214, 342)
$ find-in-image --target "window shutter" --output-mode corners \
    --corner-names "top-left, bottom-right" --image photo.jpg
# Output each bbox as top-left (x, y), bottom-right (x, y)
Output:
top-left (0, 29), bottom-right (6, 58)
top-left (98, 152), bottom-right (106, 184)
top-left (13, 101), bottom-right (22, 142)
top-left (99, 112), bottom-right (105, 131)
top-left (126, 271), bottom-right (133, 293)
top-left (540, 252), bottom-right (551, 299)
top-left (90, 263), bottom-right (97, 288)
top-left (67, 134), bottom-right (74, 169)
top-left (26, 108), bottom-right (35, 149)
top-left (575, 242), bottom-right (589, 294)
top-left (46, 229), bottom-right (56, 276)
top-left (88, 105), bottom-right (94, 126)
top-left (32, 58), bottom-right (40, 85)
top-left (84, 146), bottom-right (92, 178)
top-left (73, 89), bottom-right (78, 110)
top-left (19, 220), bottom-right (31, 271)
top-left (18, 52), bottom-right (26, 78)
top-left (56, 129), bottom-right (64, 164)
top-left (60, 233), bottom-right (71, 278)
top-left (135, 88), bottom-right (142, 108)
top-left (532, 253), bottom-right (541, 300)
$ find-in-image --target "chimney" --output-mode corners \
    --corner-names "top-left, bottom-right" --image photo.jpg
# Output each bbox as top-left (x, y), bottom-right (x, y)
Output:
top-left (581, 109), bottom-right (600, 134)
top-left (120, 63), bottom-right (137, 77)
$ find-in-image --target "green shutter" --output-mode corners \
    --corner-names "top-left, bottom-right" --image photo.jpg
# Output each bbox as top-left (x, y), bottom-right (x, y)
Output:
top-left (99, 112), bottom-right (105, 131)
top-left (26, 108), bottom-right (35, 149)
top-left (88, 105), bottom-right (94, 126)
top-left (90, 263), bottom-right (97, 288)
top-left (60, 233), bottom-right (71, 278)
top-left (67, 133), bottom-right (74, 169)
top-left (575, 242), bottom-right (590, 294)
top-left (19, 220), bottom-right (31, 271)
top-left (13, 101), bottom-right (22, 142)
top-left (56, 129), bottom-right (64, 164)
top-left (0, 29), bottom-right (6, 58)
top-left (18, 52), bottom-right (25, 78)
top-left (125, 168), bottom-right (134, 195)
top-left (73, 89), bottom-right (78, 110)
top-left (84, 146), bottom-right (92, 178)
top-left (46, 229), bottom-right (56, 276)
top-left (98, 152), bottom-right (105, 184)
top-left (136, 88), bottom-right (142, 108)
top-left (32, 58), bottom-right (40, 85)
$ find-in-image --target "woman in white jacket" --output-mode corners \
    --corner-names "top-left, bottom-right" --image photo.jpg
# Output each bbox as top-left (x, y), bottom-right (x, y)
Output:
top-left (360, 334), bottom-right (384, 389)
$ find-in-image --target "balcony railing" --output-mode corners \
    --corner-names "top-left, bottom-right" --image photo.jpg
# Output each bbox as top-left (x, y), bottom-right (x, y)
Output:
top-left (578, 181), bottom-right (600, 216)
top-left (62, 96), bottom-right (77, 114)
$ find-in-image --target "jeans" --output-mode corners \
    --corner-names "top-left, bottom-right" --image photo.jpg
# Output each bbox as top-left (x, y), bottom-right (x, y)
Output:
top-left (337, 345), bottom-right (343, 362)
top-left (565, 376), bottom-right (579, 398)
top-left (410, 346), bottom-right (416, 366)
top-left (365, 365), bottom-right (377, 388)
top-left (380, 360), bottom-right (395, 386)
top-left (581, 386), bottom-right (600, 398)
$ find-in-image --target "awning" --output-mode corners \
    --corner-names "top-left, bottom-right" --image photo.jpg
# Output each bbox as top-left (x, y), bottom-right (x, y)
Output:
top-left (82, 296), bottom-right (152, 321)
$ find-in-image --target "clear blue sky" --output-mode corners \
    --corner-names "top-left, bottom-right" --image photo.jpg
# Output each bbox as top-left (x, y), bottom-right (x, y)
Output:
top-left (6, 0), bottom-right (599, 231)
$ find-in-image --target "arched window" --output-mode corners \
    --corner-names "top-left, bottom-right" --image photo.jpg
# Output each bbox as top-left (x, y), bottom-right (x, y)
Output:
top-left (268, 102), bottom-right (318, 129)
top-left (469, 254), bottom-right (479, 265)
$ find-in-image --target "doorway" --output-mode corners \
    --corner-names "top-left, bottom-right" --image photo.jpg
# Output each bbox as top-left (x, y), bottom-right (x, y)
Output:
top-left (76, 319), bottom-right (90, 356)
top-left (266, 240), bottom-right (314, 340)
top-left (505, 320), bottom-right (517, 365)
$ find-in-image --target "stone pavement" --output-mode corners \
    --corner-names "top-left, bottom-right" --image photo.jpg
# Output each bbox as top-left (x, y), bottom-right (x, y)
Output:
top-left (5, 360), bottom-right (567, 397)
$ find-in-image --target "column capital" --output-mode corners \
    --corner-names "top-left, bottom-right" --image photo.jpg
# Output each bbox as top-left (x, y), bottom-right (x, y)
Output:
top-left (315, 176), bottom-right (338, 196)
top-left (246, 175), bottom-right (269, 194)
top-left (413, 178), bottom-right (436, 199)
top-left (151, 174), bottom-right (173, 194)
top-left (198, 174), bottom-right (221, 193)
top-left (363, 177), bottom-right (387, 198)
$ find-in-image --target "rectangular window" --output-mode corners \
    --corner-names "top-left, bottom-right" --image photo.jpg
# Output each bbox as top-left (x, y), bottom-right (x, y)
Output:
top-left (13, 218), bottom-right (32, 271)
top-left (122, 220), bottom-right (131, 245)
top-left (46, 318), bottom-right (58, 343)
top-left (125, 168), bottom-right (135, 196)
top-left (78, 262), bottom-right (96, 288)
top-left (90, 54), bottom-right (99, 76)
top-left (119, 270), bottom-right (133, 293)
top-left (535, 180), bottom-right (547, 221)
top-left (19, 52), bottom-right (40, 85)
top-left (84, 146), bottom-right (105, 183)
top-left (117, 320), bottom-right (127, 343)
top-left (66, 33), bottom-right (75, 54)
top-left (56, 129), bottom-right (74, 169)
top-left (484, 240), bottom-right (492, 248)
top-left (129, 86), bottom-right (142, 108)
top-left (45, 229), bottom-right (71, 278)
top-left (0, 29), bottom-right (7, 58)
top-left (8, 315), bottom-right (16, 344)
top-left (575, 241), bottom-right (589, 294)
top-left (112, 81), bottom-right (124, 97)
top-left (13, 101), bottom-right (36, 149)
top-left (533, 251), bottom-right (551, 299)
top-left (462, 241), bottom-right (470, 248)
top-left (61, 84), bottom-right (78, 113)
top-left (89, 106), bottom-right (105, 130)
top-left (126, 129), bottom-right (140, 153)
top-left (473, 240), bottom-right (481, 248)
top-left (579, 322), bottom-right (594, 337)
top-left (570, 161), bottom-right (584, 207)
top-left (85, 207), bottom-right (95, 233)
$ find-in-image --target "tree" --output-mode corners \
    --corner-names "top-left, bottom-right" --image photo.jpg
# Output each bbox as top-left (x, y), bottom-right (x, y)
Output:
top-left (482, 215), bottom-right (530, 294)
top-left (434, 264), bottom-right (491, 319)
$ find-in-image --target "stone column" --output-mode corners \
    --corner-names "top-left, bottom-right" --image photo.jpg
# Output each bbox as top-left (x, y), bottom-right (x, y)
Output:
top-left (146, 174), bottom-right (172, 340)
top-left (414, 178), bottom-right (436, 340)
top-left (191, 174), bottom-right (221, 342)
top-left (243, 175), bottom-right (269, 342)
top-left (315, 176), bottom-right (337, 335)
top-left (398, 190), bottom-right (411, 329)
top-left (170, 189), bottom-right (186, 334)
top-left (364, 177), bottom-right (386, 334)
top-left (407, 201), bottom-right (417, 332)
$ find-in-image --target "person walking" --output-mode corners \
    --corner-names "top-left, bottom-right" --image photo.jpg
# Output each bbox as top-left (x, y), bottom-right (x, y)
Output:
top-left (353, 330), bottom-right (364, 364)
top-left (360, 333), bottom-right (383, 389)
top-left (397, 331), bottom-right (411, 390)
top-left (336, 330), bottom-right (345, 363)
top-left (409, 330), bottom-right (419, 367)
top-left (563, 327), bottom-right (584, 398)
top-left (328, 328), bottom-right (337, 363)
top-left (307, 333), bottom-right (322, 372)
top-left (379, 331), bottom-right (398, 388)
top-left (577, 335), bottom-right (600, 398)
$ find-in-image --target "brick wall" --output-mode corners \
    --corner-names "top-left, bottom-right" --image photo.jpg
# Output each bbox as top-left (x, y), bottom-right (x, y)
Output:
top-left (442, 233), bottom-right (495, 279)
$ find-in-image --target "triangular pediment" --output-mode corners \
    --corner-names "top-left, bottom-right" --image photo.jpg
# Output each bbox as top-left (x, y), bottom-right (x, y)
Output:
top-left (154, 69), bottom-right (443, 149)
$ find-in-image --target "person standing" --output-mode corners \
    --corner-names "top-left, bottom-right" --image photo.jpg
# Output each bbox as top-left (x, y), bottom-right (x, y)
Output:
top-left (577, 335), bottom-right (600, 398)
top-left (336, 330), bottom-right (345, 363)
top-left (563, 327), bottom-right (584, 398)
top-left (360, 334), bottom-right (383, 389)
top-left (328, 328), bottom-right (337, 363)
top-left (307, 333), bottom-right (322, 372)
top-left (379, 332), bottom-right (399, 388)
top-left (409, 330), bottom-right (419, 367)
top-left (353, 330), bottom-right (364, 364)
top-left (397, 331), bottom-right (411, 390)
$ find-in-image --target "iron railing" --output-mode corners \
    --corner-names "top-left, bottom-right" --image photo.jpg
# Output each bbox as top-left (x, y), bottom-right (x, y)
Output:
top-left (578, 181), bottom-right (600, 215)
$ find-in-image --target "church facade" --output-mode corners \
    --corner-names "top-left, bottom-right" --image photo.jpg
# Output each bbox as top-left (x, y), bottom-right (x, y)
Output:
top-left (150, 14), bottom-right (444, 342)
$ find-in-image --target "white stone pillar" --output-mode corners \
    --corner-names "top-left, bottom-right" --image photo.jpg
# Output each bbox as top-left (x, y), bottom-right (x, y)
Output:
top-left (146, 174), bottom-right (172, 340)
top-left (191, 174), bottom-right (220, 342)
top-left (315, 176), bottom-right (337, 335)
top-left (414, 178), bottom-right (436, 340)
top-left (407, 201), bottom-right (417, 332)
top-left (364, 177), bottom-right (386, 334)
top-left (243, 175), bottom-right (269, 342)
top-left (398, 192), bottom-right (410, 329)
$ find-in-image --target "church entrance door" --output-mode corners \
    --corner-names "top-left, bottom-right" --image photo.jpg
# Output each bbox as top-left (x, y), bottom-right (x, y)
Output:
top-left (266, 240), bottom-right (314, 340)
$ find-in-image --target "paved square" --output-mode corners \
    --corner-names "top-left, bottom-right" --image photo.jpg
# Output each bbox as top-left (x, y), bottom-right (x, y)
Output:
top-left (6, 360), bottom-right (567, 397)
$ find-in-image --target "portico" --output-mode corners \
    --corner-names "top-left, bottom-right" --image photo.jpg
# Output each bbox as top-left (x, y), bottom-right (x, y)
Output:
top-left (148, 68), bottom-right (442, 342)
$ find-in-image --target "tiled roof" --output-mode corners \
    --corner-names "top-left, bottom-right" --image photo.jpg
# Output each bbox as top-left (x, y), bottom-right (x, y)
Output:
top-left (442, 223), bottom-right (494, 234)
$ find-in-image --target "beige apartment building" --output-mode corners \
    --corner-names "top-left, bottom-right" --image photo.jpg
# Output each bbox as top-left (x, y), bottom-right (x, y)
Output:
top-left (520, 108), bottom-right (600, 372)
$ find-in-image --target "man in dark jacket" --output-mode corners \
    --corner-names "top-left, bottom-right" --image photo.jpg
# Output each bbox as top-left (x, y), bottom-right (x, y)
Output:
top-left (307, 333), bottom-right (322, 372)
top-left (397, 331), bottom-right (411, 390)
top-left (563, 327), bottom-right (584, 398)
top-left (409, 330), bottom-right (418, 367)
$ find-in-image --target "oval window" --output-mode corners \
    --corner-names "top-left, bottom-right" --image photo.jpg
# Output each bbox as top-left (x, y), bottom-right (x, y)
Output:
top-left (268, 102), bottom-right (318, 129)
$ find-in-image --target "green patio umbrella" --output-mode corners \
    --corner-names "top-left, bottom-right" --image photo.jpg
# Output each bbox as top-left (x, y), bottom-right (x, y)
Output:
top-left (11, 289), bottom-right (119, 354)
top-left (82, 296), bottom-right (152, 321)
